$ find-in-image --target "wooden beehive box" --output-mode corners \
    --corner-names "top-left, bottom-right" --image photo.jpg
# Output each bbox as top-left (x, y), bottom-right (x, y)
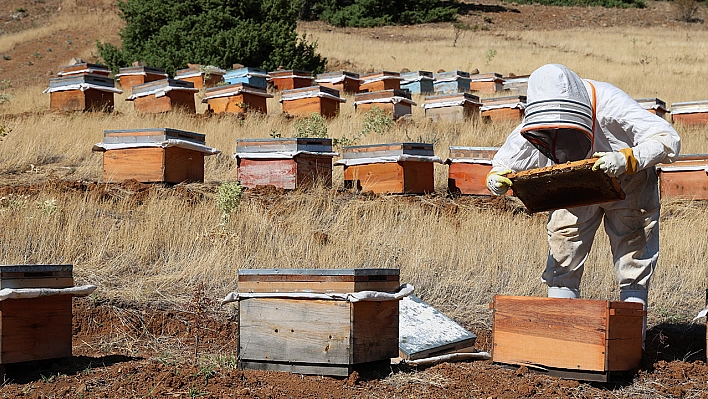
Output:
top-left (359, 71), bottom-right (402, 92)
top-left (0, 265), bottom-right (75, 368)
top-left (235, 138), bottom-right (335, 189)
top-left (268, 70), bottom-right (314, 91)
top-left (203, 83), bottom-right (273, 114)
top-left (656, 154), bottom-right (708, 200)
top-left (492, 295), bottom-right (645, 381)
top-left (469, 72), bottom-right (504, 93)
top-left (423, 93), bottom-right (481, 122)
top-left (354, 89), bottom-right (416, 120)
top-left (635, 97), bottom-right (669, 119)
top-left (95, 128), bottom-right (214, 183)
top-left (507, 158), bottom-right (625, 213)
top-left (671, 100), bottom-right (708, 125)
top-left (502, 75), bottom-right (529, 95)
top-left (340, 142), bottom-right (436, 194)
top-left (280, 86), bottom-right (346, 118)
top-left (315, 71), bottom-right (361, 94)
top-left (433, 70), bottom-right (471, 94)
top-left (127, 79), bottom-right (198, 113)
top-left (481, 95), bottom-right (527, 122)
top-left (400, 71), bottom-right (434, 94)
top-left (46, 74), bottom-right (120, 112)
top-left (224, 67), bottom-right (269, 89)
top-left (237, 268), bottom-right (400, 377)
top-left (57, 62), bottom-right (111, 77)
top-left (116, 66), bottom-right (168, 91)
top-left (174, 65), bottom-right (225, 89)
top-left (447, 146), bottom-right (499, 195)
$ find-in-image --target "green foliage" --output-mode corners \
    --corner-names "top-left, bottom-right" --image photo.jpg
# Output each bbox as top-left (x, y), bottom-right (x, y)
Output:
top-left (361, 106), bottom-right (394, 136)
top-left (312, 0), bottom-right (458, 27)
top-left (501, 0), bottom-right (645, 7)
top-left (215, 182), bottom-right (243, 224)
top-left (294, 113), bottom-right (328, 138)
top-left (97, 0), bottom-right (326, 76)
top-left (0, 124), bottom-right (10, 141)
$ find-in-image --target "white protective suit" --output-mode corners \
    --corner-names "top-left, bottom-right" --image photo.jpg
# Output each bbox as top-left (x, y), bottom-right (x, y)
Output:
top-left (490, 64), bottom-right (681, 309)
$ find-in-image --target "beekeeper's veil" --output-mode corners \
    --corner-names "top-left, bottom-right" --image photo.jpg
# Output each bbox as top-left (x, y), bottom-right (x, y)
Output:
top-left (521, 64), bottom-right (594, 164)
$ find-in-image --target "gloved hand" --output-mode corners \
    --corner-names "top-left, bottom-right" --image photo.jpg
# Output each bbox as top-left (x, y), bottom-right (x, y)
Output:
top-left (592, 152), bottom-right (627, 177)
top-left (486, 170), bottom-right (513, 196)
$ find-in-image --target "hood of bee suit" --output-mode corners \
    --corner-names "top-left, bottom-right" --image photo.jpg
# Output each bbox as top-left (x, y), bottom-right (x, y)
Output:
top-left (520, 64), bottom-right (594, 164)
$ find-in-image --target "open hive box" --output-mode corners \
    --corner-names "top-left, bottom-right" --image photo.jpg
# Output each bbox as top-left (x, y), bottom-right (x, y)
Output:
top-left (203, 83), bottom-right (273, 114)
top-left (507, 158), bottom-right (625, 213)
top-left (280, 86), bottom-right (345, 118)
top-left (422, 93), bottom-right (481, 122)
top-left (656, 154), bottom-right (708, 200)
top-left (236, 268), bottom-right (400, 377)
top-left (315, 71), bottom-right (361, 94)
top-left (446, 146), bottom-right (499, 195)
top-left (268, 69), bottom-right (314, 91)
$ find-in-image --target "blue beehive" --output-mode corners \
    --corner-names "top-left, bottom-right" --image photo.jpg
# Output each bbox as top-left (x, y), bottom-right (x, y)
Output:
top-left (224, 67), bottom-right (269, 89)
top-left (433, 70), bottom-right (471, 94)
top-left (400, 71), bottom-right (434, 94)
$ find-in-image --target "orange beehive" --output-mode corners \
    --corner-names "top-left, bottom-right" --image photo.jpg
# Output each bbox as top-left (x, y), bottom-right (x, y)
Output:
top-left (671, 100), bottom-right (708, 125)
top-left (116, 66), bottom-right (168, 91)
top-left (57, 62), bottom-right (111, 77)
top-left (354, 89), bottom-right (416, 120)
top-left (446, 146), bottom-right (499, 195)
top-left (203, 83), bottom-right (273, 114)
top-left (315, 71), bottom-right (361, 94)
top-left (656, 154), bottom-right (708, 200)
top-left (280, 86), bottom-right (346, 118)
top-left (480, 95), bottom-right (527, 122)
top-left (469, 73), bottom-right (504, 93)
top-left (174, 65), bottom-right (226, 89)
top-left (44, 74), bottom-right (122, 112)
top-left (635, 98), bottom-right (669, 119)
top-left (359, 71), bottom-right (401, 92)
top-left (268, 70), bottom-right (314, 91)
top-left (127, 79), bottom-right (198, 113)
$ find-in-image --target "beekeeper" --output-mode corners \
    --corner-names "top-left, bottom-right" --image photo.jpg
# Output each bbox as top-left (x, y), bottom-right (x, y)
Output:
top-left (486, 64), bottom-right (680, 319)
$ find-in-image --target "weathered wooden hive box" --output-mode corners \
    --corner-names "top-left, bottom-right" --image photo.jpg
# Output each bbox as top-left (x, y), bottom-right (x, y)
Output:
top-left (268, 70), bottom-right (314, 91)
top-left (359, 71), bottom-right (402, 92)
top-left (481, 95), bottom-right (527, 122)
top-left (235, 138), bottom-right (336, 189)
top-left (203, 83), bottom-right (273, 114)
top-left (237, 268), bottom-right (401, 377)
top-left (93, 128), bottom-right (219, 183)
top-left (127, 79), bottom-right (198, 113)
top-left (447, 146), bottom-right (499, 195)
top-left (671, 100), bottom-right (708, 125)
top-left (507, 158), bottom-right (625, 213)
top-left (433, 70), bottom-right (471, 94)
top-left (422, 93), bottom-right (481, 122)
top-left (280, 86), bottom-right (346, 118)
top-left (0, 265), bottom-right (75, 370)
top-left (224, 67), bottom-right (269, 89)
top-left (174, 65), bottom-right (225, 89)
top-left (635, 97), bottom-right (669, 119)
top-left (45, 74), bottom-right (122, 112)
top-left (354, 89), bottom-right (416, 120)
top-left (492, 295), bottom-right (645, 381)
top-left (469, 72), bottom-right (504, 93)
top-left (315, 71), bottom-right (361, 94)
top-left (656, 154), bottom-right (708, 200)
top-left (400, 71), bottom-right (434, 94)
top-left (115, 66), bottom-right (168, 91)
top-left (337, 142), bottom-right (438, 194)
top-left (57, 62), bottom-right (111, 77)
top-left (502, 75), bottom-right (529, 95)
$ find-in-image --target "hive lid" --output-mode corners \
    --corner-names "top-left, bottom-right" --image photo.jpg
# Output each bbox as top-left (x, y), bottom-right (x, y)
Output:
top-left (448, 146), bottom-right (499, 159)
top-left (238, 268), bottom-right (399, 277)
top-left (103, 128), bottom-right (206, 144)
top-left (469, 72), bottom-right (503, 82)
top-left (316, 71), bottom-right (360, 80)
top-left (342, 142), bottom-right (434, 159)
top-left (224, 67), bottom-right (269, 79)
top-left (635, 97), bottom-right (667, 110)
top-left (507, 158), bottom-right (626, 213)
top-left (354, 89), bottom-right (411, 102)
top-left (481, 95), bottom-right (527, 105)
top-left (236, 137), bottom-right (333, 153)
top-left (268, 69), bottom-right (313, 78)
top-left (0, 264), bottom-right (73, 274)
top-left (117, 66), bottom-right (166, 75)
top-left (434, 70), bottom-right (470, 80)
top-left (400, 70), bottom-right (433, 80)
top-left (131, 78), bottom-right (195, 94)
top-left (281, 85), bottom-right (341, 99)
top-left (59, 63), bottom-right (110, 74)
top-left (48, 74), bottom-right (115, 89)
top-left (423, 92), bottom-right (480, 104)
top-left (205, 82), bottom-right (269, 96)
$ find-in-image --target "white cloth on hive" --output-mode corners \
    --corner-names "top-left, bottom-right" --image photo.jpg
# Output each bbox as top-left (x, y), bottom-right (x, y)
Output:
top-left (0, 284), bottom-right (97, 301)
top-left (221, 283), bottom-right (415, 304)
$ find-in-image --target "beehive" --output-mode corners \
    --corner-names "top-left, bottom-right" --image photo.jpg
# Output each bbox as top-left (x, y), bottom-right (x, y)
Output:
top-left (224, 67), bottom-right (270, 89)
top-left (315, 71), bottom-right (361, 94)
top-left (57, 62), bottom-right (111, 77)
top-left (280, 86), bottom-right (346, 118)
top-left (44, 74), bottom-right (122, 112)
top-left (433, 70), bottom-right (471, 94)
top-left (671, 100), bottom-right (708, 125)
top-left (203, 83), bottom-right (273, 114)
top-left (174, 65), bottom-right (226, 89)
top-left (93, 128), bottom-right (220, 183)
top-left (337, 142), bottom-right (438, 194)
top-left (235, 138), bottom-right (336, 189)
top-left (492, 295), bottom-right (645, 382)
top-left (237, 268), bottom-right (401, 377)
top-left (656, 154), bottom-right (708, 200)
top-left (400, 71), bottom-right (434, 94)
top-left (115, 66), bottom-right (168, 91)
top-left (126, 79), bottom-right (198, 113)
top-left (268, 70), bottom-right (314, 91)
top-left (422, 93), bottom-right (481, 122)
top-left (502, 74), bottom-right (530, 95)
top-left (481, 95), bottom-right (527, 122)
top-left (469, 72), bottom-right (504, 93)
top-left (359, 71), bottom-right (402, 92)
top-left (635, 98), bottom-right (669, 119)
top-left (447, 146), bottom-right (499, 195)
top-left (354, 89), bottom-right (416, 120)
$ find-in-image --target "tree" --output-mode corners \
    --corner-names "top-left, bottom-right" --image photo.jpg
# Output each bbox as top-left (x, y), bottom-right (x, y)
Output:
top-left (311, 0), bottom-right (458, 27)
top-left (98, 0), bottom-right (326, 75)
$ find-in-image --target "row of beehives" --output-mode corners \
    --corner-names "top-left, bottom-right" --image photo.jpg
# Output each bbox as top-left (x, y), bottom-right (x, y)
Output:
top-left (92, 130), bottom-right (708, 201)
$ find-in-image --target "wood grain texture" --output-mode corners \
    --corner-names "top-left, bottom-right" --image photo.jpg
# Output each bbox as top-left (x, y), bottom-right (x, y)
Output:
top-left (448, 162), bottom-right (493, 195)
top-left (282, 97), bottom-right (340, 118)
top-left (659, 170), bottom-right (708, 200)
top-left (359, 80), bottom-right (401, 92)
top-left (179, 76), bottom-right (203, 90)
top-left (672, 112), bottom-right (708, 125)
top-left (0, 277), bottom-right (74, 289)
top-left (0, 296), bottom-right (72, 364)
top-left (271, 77), bottom-right (314, 91)
top-left (238, 158), bottom-right (297, 189)
top-left (238, 360), bottom-right (352, 377)
top-left (237, 281), bottom-right (400, 294)
top-left (133, 91), bottom-right (195, 114)
top-left (295, 154), bottom-right (333, 188)
top-left (206, 93), bottom-right (268, 114)
top-left (103, 148), bottom-right (165, 183)
top-left (469, 81), bottom-right (503, 93)
top-left (351, 301), bottom-right (399, 363)
top-left (163, 146), bottom-right (205, 183)
top-left (482, 107), bottom-right (524, 122)
top-left (344, 162), bottom-right (434, 194)
top-left (320, 78), bottom-right (360, 94)
top-left (50, 89), bottom-right (114, 112)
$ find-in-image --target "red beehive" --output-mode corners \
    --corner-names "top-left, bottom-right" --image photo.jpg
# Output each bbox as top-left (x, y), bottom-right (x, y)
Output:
top-left (671, 100), bottom-right (708, 125)
top-left (656, 154), bottom-right (708, 200)
top-left (446, 146), bottom-right (499, 195)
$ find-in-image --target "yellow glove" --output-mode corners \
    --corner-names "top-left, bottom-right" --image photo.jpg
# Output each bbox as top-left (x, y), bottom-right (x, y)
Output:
top-left (486, 170), bottom-right (512, 196)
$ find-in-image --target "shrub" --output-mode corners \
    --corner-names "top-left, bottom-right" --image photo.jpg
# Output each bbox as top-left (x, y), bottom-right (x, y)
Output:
top-left (674, 0), bottom-right (701, 22)
top-left (215, 182), bottom-right (243, 225)
top-left (500, 0), bottom-right (645, 7)
top-left (294, 113), bottom-right (329, 138)
top-left (97, 0), bottom-right (326, 76)
top-left (312, 0), bottom-right (458, 27)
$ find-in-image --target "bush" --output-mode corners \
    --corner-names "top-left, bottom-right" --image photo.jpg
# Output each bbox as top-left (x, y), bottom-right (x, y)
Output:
top-left (98, 0), bottom-right (326, 76)
top-left (501, 0), bottom-right (645, 7)
top-left (312, 0), bottom-right (458, 27)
